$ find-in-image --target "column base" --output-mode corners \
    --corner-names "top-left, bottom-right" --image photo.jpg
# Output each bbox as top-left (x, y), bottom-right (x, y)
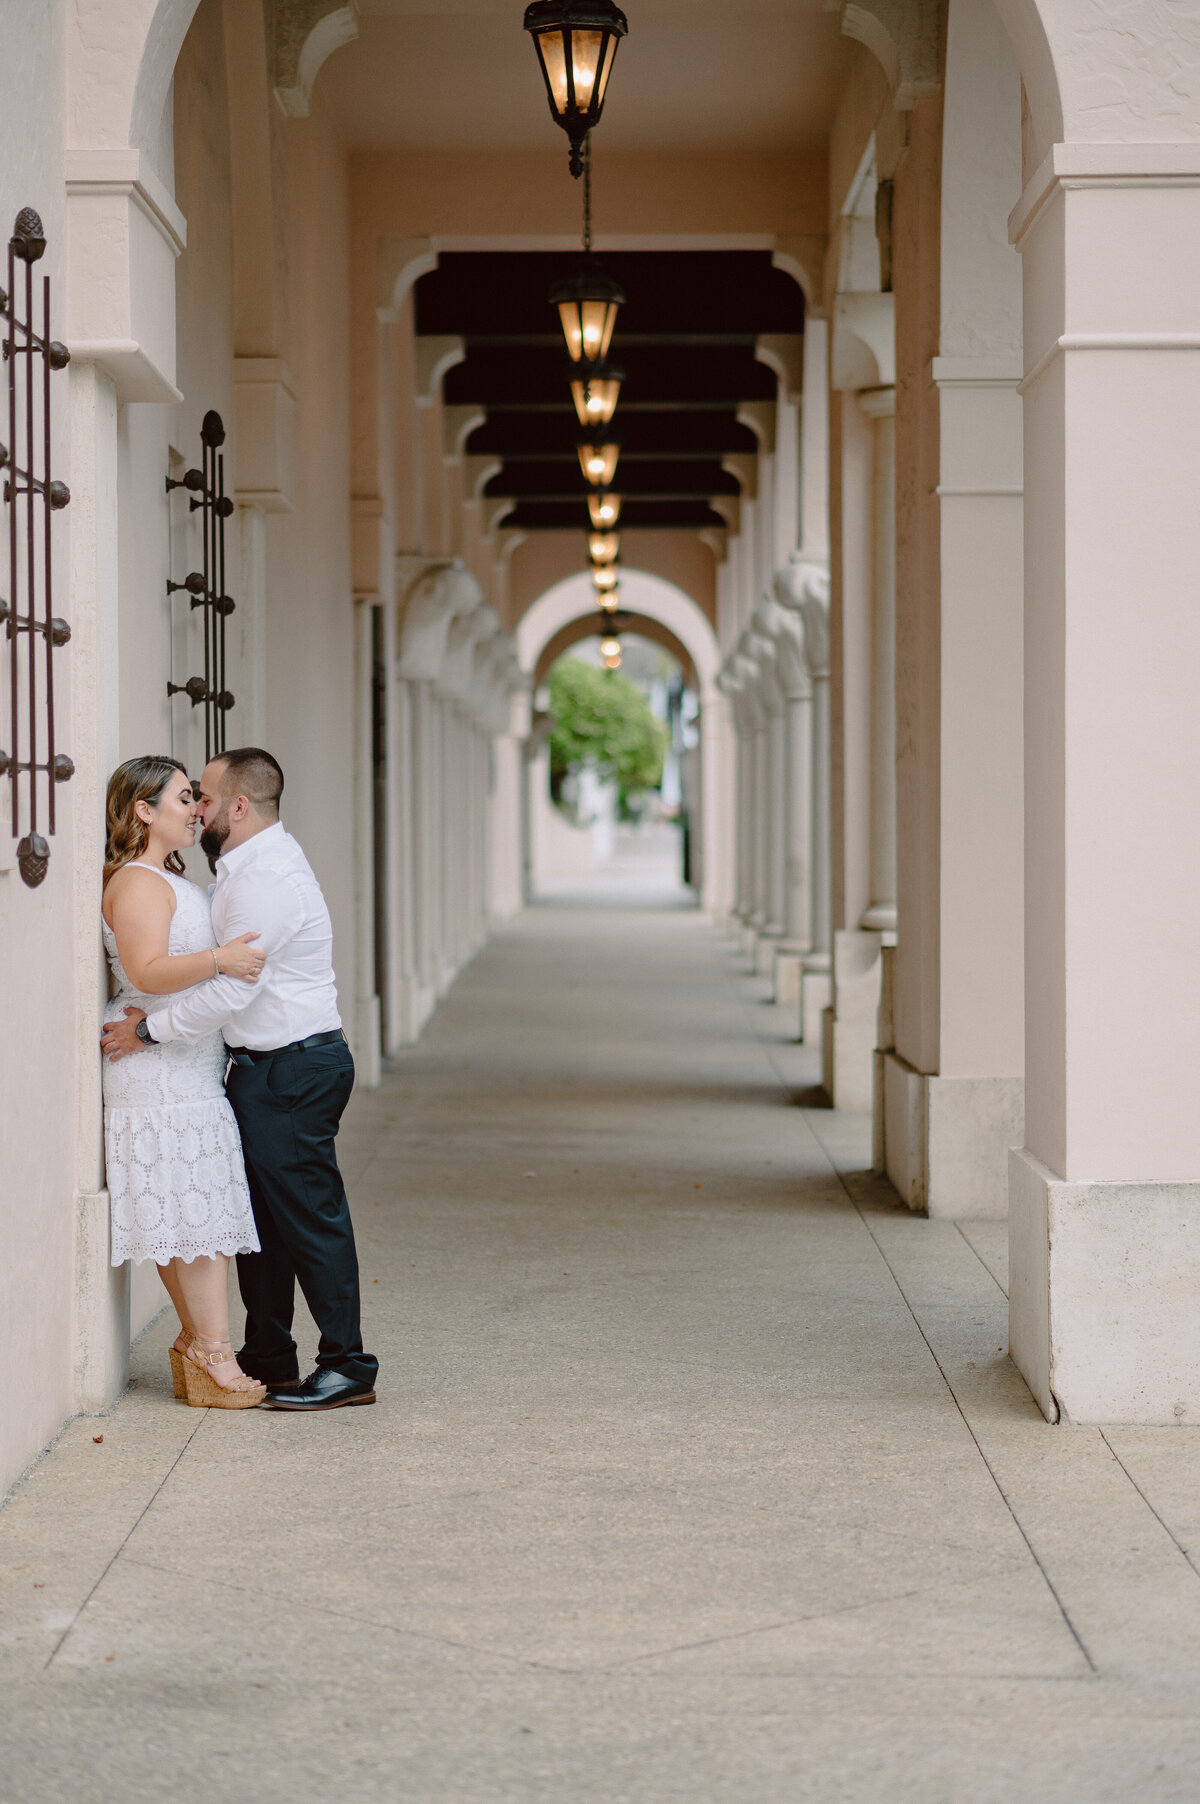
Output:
top-left (799, 954), bottom-right (831, 1046)
top-left (882, 1053), bottom-right (1023, 1218)
top-left (822, 930), bottom-right (883, 1111)
top-left (1010, 1147), bottom-right (1200, 1425)
top-left (753, 927), bottom-right (784, 977)
top-left (354, 995), bottom-right (382, 1089)
top-left (389, 976), bottom-right (439, 1049)
top-left (75, 1190), bottom-right (129, 1414)
top-left (771, 942), bottom-right (809, 1007)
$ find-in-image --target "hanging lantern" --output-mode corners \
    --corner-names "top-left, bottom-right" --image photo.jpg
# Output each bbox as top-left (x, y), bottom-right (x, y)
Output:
top-left (593, 565), bottom-right (619, 592)
top-left (570, 360), bottom-right (623, 428)
top-left (578, 439), bottom-right (619, 488)
top-left (600, 634), bottom-right (622, 670)
top-left (598, 592), bottom-right (620, 613)
top-left (523, 0), bottom-right (628, 178)
top-left (589, 530), bottom-right (619, 564)
top-left (550, 261), bottom-right (624, 364)
top-left (588, 491), bottom-right (622, 528)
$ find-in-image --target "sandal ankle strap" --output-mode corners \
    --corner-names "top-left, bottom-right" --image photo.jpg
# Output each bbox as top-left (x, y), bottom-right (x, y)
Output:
top-left (187, 1338), bottom-right (237, 1369)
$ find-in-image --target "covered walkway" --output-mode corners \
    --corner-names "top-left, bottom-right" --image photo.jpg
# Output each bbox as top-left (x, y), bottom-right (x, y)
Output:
top-left (5, 908), bottom-right (1200, 1800)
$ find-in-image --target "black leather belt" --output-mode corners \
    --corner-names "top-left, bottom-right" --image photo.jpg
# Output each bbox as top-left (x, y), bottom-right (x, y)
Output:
top-left (226, 1028), bottom-right (347, 1066)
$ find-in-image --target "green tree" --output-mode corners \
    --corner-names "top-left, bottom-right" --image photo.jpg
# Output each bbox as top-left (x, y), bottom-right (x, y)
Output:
top-left (547, 656), bottom-right (666, 813)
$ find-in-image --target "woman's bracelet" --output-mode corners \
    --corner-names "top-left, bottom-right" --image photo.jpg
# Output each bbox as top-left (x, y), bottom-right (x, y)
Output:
top-left (211, 948), bottom-right (220, 977)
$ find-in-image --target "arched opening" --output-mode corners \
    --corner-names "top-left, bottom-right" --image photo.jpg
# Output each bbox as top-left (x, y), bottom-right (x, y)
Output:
top-left (528, 615), bottom-right (699, 908)
top-left (518, 569), bottom-right (724, 913)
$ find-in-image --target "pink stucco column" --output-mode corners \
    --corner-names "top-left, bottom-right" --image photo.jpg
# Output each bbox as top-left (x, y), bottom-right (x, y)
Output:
top-left (1009, 147), bottom-right (1200, 1423)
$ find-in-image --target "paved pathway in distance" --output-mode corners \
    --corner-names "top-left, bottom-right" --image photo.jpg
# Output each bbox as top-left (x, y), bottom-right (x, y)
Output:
top-left (5, 904), bottom-right (1200, 1802)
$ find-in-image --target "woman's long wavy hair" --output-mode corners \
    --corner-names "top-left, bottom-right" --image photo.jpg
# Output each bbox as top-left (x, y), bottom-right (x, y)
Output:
top-left (103, 756), bottom-right (191, 889)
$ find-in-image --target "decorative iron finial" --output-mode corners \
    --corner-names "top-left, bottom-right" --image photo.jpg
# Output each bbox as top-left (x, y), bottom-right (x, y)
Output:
top-left (11, 208), bottom-right (46, 262)
top-left (17, 834), bottom-right (50, 887)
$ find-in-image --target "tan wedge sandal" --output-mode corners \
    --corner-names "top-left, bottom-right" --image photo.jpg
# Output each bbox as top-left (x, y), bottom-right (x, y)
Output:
top-left (168, 1342), bottom-right (187, 1400)
top-left (183, 1338), bottom-right (267, 1410)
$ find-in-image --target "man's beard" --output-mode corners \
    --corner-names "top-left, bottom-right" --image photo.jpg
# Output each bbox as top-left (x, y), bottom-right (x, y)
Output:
top-left (199, 807), bottom-right (231, 862)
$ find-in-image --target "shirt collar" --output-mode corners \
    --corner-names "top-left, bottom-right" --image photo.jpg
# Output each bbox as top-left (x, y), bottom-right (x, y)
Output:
top-left (216, 819), bottom-right (285, 879)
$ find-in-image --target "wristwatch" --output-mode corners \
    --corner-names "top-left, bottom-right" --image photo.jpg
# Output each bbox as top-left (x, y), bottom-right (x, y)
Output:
top-left (135, 1018), bottom-right (157, 1045)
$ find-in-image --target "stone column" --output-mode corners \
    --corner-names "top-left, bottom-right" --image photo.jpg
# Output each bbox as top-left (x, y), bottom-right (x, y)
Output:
top-left (744, 630), bottom-right (786, 968)
top-left (69, 361), bottom-right (130, 1412)
top-left (440, 703), bottom-right (459, 974)
top-left (765, 682), bottom-right (787, 945)
top-left (807, 616), bottom-right (833, 1045)
top-left (821, 235), bottom-right (898, 1111)
top-left (776, 558), bottom-right (832, 1045)
top-left (387, 668), bottom-right (419, 1048)
top-left (396, 559), bottom-right (479, 1032)
top-left (699, 681), bottom-right (737, 920)
top-left (433, 695), bottom-right (451, 992)
top-left (1007, 134), bottom-right (1200, 1422)
top-left (737, 720), bottom-right (755, 923)
top-left (729, 654), bottom-right (766, 948)
top-left (823, 382), bottom-right (895, 1112)
top-left (469, 723), bottom-right (487, 952)
top-left (860, 387), bottom-right (897, 937)
top-left (411, 679), bottom-right (438, 1003)
top-left (752, 601), bottom-right (813, 1006)
top-left (772, 609), bottom-right (814, 1007)
top-left (489, 677), bottom-right (528, 923)
top-left (764, 319), bottom-right (828, 1012)
top-left (715, 666), bottom-right (753, 926)
top-left (880, 0), bottom-right (1025, 1213)
top-left (353, 598), bottom-right (383, 1087)
top-left (752, 711), bottom-right (769, 931)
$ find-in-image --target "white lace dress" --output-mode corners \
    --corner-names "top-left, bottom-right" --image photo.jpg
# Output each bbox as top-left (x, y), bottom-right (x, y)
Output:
top-left (102, 865), bottom-right (260, 1267)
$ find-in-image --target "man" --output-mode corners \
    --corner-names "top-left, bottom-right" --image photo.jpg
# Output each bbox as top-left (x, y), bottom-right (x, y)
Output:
top-left (101, 747), bottom-right (378, 1411)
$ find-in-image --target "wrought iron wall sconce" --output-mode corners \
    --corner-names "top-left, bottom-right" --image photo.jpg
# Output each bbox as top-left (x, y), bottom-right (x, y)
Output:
top-left (166, 410), bottom-right (235, 761)
top-left (0, 207), bottom-right (73, 889)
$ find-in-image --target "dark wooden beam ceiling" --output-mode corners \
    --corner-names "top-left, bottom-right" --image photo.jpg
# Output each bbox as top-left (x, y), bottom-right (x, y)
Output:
top-left (415, 250), bottom-right (803, 533)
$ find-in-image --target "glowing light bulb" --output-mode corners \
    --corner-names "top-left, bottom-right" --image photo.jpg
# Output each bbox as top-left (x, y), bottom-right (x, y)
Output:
top-left (577, 442), bottom-right (619, 487)
top-left (588, 492), bottom-right (622, 528)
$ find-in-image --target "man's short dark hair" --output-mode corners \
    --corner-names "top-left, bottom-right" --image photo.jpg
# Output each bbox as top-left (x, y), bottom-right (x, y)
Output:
top-left (215, 747), bottom-right (284, 817)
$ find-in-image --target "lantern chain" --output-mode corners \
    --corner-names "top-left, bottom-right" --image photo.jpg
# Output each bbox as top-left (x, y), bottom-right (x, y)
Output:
top-left (582, 133), bottom-right (592, 254)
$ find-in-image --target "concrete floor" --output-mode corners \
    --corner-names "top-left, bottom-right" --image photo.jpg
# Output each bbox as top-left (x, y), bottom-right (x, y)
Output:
top-left (6, 901), bottom-right (1200, 1802)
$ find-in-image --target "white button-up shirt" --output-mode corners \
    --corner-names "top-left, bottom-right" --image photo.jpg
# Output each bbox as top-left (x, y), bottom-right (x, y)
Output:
top-left (145, 821), bottom-right (342, 1051)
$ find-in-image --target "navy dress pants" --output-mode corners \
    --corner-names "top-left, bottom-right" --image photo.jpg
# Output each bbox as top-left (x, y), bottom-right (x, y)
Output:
top-left (226, 1039), bottom-right (378, 1387)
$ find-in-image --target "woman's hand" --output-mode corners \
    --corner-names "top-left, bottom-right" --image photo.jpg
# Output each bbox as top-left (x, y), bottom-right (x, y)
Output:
top-left (216, 931), bottom-right (265, 982)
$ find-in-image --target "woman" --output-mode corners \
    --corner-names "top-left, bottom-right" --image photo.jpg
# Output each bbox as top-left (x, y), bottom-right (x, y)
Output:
top-left (101, 755), bottom-right (266, 1409)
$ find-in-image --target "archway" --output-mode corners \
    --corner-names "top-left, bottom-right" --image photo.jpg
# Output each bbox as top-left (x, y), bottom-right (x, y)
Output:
top-left (533, 612), bottom-right (698, 693)
top-left (518, 569), bottom-right (726, 913)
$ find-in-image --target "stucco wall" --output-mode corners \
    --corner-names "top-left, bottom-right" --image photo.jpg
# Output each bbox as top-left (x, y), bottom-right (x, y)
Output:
top-left (0, 0), bottom-right (78, 1498)
top-left (166, 4), bottom-right (358, 1056)
top-left (263, 104), bottom-right (358, 1041)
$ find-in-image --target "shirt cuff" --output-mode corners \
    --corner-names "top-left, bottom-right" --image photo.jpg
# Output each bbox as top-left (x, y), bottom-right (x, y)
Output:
top-left (143, 1006), bottom-right (174, 1044)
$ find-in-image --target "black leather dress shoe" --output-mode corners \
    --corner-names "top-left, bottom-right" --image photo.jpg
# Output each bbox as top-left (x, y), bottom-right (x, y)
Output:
top-left (261, 1368), bottom-right (376, 1410)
